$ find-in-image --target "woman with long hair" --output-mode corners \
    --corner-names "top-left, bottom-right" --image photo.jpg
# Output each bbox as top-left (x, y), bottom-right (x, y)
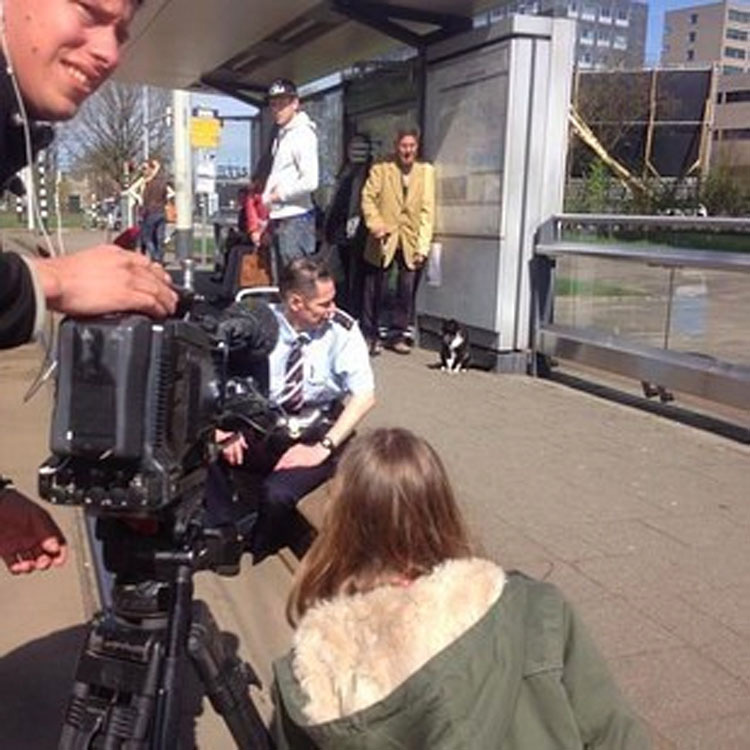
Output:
top-left (271, 428), bottom-right (648, 750)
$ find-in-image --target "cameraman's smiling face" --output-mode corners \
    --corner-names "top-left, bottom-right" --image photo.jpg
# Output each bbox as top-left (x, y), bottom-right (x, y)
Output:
top-left (287, 280), bottom-right (336, 332)
top-left (4, 0), bottom-right (136, 121)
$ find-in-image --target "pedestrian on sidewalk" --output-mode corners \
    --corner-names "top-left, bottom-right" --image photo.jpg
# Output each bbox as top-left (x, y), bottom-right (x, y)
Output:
top-left (272, 428), bottom-right (649, 750)
top-left (140, 158), bottom-right (169, 263)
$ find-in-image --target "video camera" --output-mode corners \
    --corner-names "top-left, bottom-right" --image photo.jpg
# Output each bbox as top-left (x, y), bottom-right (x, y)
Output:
top-left (36, 288), bottom-right (282, 750)
top-left (38, 295), bottom-right (279, 517)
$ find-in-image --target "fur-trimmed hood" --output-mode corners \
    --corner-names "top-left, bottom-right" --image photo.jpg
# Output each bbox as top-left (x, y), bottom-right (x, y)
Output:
top-left (291, 558), bottom-right (505, 724)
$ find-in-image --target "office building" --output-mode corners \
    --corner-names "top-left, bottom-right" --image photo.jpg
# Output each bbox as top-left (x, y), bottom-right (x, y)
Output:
top-left (479, 0), bottom-right (647, 69)
top-left (662, 1), bottom-right (750, 74)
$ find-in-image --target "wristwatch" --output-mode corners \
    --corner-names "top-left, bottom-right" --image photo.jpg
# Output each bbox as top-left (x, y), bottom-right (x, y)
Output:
top-left (320, 436), bottom-right (336, 453)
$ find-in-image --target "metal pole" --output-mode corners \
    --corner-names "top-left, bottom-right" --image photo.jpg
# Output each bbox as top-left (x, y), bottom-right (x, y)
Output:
top-left (143, 85), bottom-right (150, 162)
top-left (201, 194), bottom-right (208, 264)
top-left (22, 167), bottom-right (35, 231)
top-left (663, 268), bottom-right (676, 351)
top-left (172, 89), bottom-right (193, 261)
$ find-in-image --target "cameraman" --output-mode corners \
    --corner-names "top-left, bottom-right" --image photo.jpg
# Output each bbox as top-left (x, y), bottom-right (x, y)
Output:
top-left (211, 257), bottom-right (375, 562)
top-left (0, 0), bottom-right (177, 574)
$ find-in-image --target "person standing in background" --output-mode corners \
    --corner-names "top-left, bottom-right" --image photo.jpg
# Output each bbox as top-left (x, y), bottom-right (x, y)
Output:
top-left (140, 158), bottom-right (168, 263)
top-left (324, 133), bottom-right (373, 317)
top-left (360, 127), bottom-right (435, 355)
top-left (262, 79), bottom-right (319, 280)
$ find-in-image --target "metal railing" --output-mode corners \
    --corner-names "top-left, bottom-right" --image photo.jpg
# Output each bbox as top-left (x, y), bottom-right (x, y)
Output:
top-left (532, 214), bottom-right (750, 410)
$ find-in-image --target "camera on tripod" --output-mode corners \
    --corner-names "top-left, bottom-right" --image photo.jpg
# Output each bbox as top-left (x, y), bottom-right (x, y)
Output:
top-left (35, 294), bottom-right (280, 750)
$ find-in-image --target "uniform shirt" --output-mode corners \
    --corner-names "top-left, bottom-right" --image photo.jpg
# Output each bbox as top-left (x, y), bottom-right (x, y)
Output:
top-left (268, 304), bottom-right (374, 408)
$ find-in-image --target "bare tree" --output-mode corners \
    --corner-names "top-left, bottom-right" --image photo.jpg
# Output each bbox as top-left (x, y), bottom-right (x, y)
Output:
top-left (58, 81), bottom-right (171, 197)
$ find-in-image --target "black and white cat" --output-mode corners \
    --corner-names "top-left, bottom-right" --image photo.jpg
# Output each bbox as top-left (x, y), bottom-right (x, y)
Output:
top-left (440, 319), bottom-right (471, 373)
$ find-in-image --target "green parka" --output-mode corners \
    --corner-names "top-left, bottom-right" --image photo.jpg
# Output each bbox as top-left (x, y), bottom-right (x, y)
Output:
top-left (271, 559), bottom-right (649, 750)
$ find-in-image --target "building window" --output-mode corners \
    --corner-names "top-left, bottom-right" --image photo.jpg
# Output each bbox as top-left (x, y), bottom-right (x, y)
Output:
top-left (723, 64), bottom-right (745, 74)
top-left (727, 27), bottom-right (748, 41)
top-left (725, 89), bottom-right (750, 103)
top-left (597, 30), bottom-right (610, 46)
top-left (728, 8), bottom-right (750, 23)
top-left (600, 6), bottom-right (611, 20)
top-left (689, 13), bottom-right (698, 24)
top-left (580, 26), bottom-right (594, 44)
top-left (582, 3), bottom-right (596, 19)
top-left (687, 49), bottom-right (694, 61)
top-left (614, 34), bottom-right (628, 50)
top-left (725, 46), bottom-right (747, 59)
top-left (722, 128), bottom-right (750, 140)
top-left (688, 31), bottom-right (696, 42)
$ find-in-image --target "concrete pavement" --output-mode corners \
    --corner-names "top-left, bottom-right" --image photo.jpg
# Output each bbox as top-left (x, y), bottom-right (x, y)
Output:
top-left (1, 229), bottom-right (748, 747)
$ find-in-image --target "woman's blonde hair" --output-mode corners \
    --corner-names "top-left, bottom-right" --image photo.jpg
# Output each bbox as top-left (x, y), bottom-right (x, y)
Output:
top-left (287, 428), bottom-right (473, 624)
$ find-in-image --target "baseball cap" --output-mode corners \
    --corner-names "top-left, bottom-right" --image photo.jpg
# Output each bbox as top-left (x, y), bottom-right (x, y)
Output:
top-left (267, 79), bottom-right (298, 99)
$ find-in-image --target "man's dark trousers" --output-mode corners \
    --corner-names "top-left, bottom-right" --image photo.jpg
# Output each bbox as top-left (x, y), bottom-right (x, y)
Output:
top-left (361, 247), bottom-right (417, 342)
top-left (205, 434), bottom-right (335, 563)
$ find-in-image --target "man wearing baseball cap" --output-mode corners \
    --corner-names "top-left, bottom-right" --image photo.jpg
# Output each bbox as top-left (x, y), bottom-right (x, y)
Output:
top-left (261, 78), bottom-right (320, 278)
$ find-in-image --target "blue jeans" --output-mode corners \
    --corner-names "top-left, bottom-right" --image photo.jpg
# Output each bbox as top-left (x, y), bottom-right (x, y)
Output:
top-left (271, 212), bottom-right (316, 280)
top-left (141, 211), bottom-right (166, 263)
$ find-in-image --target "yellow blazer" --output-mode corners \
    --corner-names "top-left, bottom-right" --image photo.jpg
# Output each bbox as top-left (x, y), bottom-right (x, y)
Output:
top-left (360, 158), bottom-right (435, 270)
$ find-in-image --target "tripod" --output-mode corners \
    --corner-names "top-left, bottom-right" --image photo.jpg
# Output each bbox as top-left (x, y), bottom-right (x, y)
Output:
top-left (57, 516), bottom-right (273, 750)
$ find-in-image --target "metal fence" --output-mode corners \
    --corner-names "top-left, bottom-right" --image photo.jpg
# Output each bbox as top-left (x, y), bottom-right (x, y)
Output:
top-left (532, 214), bottom-right (750, 410)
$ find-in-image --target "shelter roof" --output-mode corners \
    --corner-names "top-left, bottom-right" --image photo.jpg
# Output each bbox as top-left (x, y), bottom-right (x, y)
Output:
top-left (118, 1), bottom-right (496, 103)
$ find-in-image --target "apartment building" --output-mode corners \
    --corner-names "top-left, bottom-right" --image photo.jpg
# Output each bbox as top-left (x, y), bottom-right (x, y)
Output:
top-left (479, 0), bottom-right (647, 69)
top-left (713, 71), bottom-right (750, 172)
top-left (662, 1), bottom-right (750, 74)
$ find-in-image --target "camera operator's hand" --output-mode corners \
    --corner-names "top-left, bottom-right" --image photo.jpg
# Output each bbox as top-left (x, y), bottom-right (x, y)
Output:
top-left (32, 246), bottom-right (178, 318)
top-left (274, 442), bottom-right (329, 471)
top-left (216, 429), bottom-right (248, 466)
top-left (0, 487), bottom-right (68, 575)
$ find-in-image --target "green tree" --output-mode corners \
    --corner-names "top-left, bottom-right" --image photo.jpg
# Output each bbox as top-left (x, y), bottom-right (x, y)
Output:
top-left (58, 82), bottom-right (172, 197)
top-left (700, 166), bottom-right (749, 216)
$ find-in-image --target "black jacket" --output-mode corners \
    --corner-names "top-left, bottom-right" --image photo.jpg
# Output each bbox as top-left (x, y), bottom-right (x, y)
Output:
top-left (0, 56), bottom-right (54, 350)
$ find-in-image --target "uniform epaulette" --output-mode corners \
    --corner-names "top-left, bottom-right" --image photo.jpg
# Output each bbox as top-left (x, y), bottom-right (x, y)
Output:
top-left (332, 309), bottom-right (354, 330)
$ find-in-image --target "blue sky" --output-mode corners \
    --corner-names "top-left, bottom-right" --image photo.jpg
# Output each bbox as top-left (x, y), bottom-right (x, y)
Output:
top-left (645, 0), bottom-right (708, 63)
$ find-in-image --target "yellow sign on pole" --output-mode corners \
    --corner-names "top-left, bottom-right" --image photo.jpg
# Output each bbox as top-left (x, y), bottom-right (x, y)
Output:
top-left (190, 117), bottom-right (221, 149)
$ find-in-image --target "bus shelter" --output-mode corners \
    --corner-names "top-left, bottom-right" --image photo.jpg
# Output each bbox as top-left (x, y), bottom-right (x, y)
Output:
top-left (118, 2), bottom-right (575, 367)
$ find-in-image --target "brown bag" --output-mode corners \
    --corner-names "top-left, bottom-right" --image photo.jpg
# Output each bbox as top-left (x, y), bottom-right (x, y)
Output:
top-left (239, 246), bottom-right (272, 287)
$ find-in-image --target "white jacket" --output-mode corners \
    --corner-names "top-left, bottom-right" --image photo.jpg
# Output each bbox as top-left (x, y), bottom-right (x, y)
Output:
top-left (263, 111), bottom-right (319, 219)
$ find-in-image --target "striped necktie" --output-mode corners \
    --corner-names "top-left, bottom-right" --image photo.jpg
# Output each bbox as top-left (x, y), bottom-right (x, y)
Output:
top-left (279, 334), bottom-right (308, 412)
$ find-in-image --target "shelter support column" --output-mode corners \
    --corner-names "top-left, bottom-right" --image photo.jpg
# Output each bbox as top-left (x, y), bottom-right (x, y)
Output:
top-left (172, 89), bottom-right (193, 261)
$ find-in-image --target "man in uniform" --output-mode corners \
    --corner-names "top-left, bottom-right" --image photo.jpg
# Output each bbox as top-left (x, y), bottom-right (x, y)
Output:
top-left (360, 127), bottom-right (435, 354)
top-left (0, 0), bottom-right (177, 574)
top-left (211, 257), bottom-right (375, 562)
top-left (261, 79), bottom-right (320, 279)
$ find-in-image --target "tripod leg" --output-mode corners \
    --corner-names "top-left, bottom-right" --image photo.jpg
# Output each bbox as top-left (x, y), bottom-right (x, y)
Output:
top-left (188, 601), bottom-right (273, 750)
top-left (58, 616), bottom-right (163, 750)
top-left (155, 566), bottom-right (195, 749)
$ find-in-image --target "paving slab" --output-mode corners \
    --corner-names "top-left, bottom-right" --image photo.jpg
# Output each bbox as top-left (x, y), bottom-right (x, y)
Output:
top-left (0, 263), bottom-right (748, 747)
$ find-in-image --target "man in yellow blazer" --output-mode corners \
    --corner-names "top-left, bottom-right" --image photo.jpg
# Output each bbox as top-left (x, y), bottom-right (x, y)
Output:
top-left (360, 128), bottom-right (435, 354)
